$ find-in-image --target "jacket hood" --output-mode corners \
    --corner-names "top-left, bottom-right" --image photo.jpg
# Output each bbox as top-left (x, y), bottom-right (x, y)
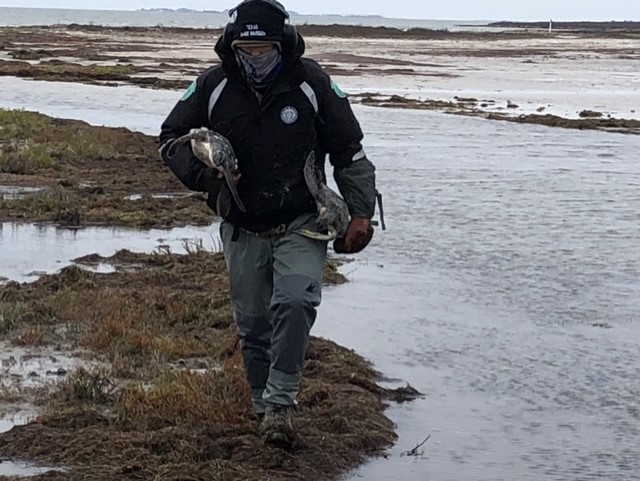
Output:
top-left (214, 31), bottom-right (306, 80)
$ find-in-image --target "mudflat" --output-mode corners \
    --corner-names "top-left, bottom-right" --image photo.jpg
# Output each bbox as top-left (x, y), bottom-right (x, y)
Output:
top-left (1, 23), bottom-right (638, 133)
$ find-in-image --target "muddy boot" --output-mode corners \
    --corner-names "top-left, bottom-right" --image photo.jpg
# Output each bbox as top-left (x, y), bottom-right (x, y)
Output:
top-left (259, 404), bottom-right (296, 449)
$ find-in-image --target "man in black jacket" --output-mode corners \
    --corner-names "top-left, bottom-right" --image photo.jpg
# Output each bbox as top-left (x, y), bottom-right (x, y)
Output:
top-left (159, 0), bottom-right (376, 448)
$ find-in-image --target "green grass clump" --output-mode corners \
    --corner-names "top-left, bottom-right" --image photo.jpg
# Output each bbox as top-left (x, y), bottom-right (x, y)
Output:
top-left (0, 301), bottom-right (27, 334)
top-left (0, 186), bottom-right (85, 223)
top-left (0, 108), bottom-right (123, 174)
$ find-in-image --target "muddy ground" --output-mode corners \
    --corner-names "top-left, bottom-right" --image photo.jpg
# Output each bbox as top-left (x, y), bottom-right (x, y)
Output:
top-left (0, 24), bottom-right (638, 134)
top-left (0, 247), bottom-right (416, 480)
top-left (354, 95), bottom-right (640, 135)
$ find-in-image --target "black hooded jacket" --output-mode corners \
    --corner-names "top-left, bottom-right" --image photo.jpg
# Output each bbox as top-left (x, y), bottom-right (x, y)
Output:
top-left (159, 32), bottom-right (376, 233)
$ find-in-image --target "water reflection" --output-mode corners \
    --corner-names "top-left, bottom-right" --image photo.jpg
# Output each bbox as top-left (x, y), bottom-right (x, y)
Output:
top-left (0, 222), bottom-right (220, 283)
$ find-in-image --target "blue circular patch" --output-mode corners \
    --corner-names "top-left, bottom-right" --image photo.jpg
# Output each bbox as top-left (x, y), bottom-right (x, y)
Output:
top-left (280, 106), bottom-right (299, 125)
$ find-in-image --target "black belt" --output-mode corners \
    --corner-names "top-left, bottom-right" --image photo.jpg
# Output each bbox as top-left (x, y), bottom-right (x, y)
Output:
top-left (232, 224), bottom-right (287, 241)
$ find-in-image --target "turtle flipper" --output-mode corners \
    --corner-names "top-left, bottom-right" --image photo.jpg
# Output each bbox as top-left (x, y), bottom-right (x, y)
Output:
top-left (222, 167), bottom-right (246, 212)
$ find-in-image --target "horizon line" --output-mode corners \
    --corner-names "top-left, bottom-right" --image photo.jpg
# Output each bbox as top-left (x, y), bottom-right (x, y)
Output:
top-left (0, 5), bottom-right (636, 23)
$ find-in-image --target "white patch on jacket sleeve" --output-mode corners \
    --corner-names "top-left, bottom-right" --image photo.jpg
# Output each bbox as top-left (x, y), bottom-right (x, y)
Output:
top-left (299, 81), bottom-right (319, 113)
top-left (352, 149), bottom-right (366, 161)
top-left (208, 78), bottom-right (228, 118)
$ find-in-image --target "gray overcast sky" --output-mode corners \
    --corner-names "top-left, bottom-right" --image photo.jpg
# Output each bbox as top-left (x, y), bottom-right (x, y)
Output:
top-left (1, 0), bottom-right (638, 20)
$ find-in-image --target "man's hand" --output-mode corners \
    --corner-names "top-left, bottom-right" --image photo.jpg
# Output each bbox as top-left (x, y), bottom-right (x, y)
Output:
top-left (333, 217), bottom-right (374, 254)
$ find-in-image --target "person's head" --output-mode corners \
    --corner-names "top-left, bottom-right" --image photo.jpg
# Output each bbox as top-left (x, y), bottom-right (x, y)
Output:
top-left (226, 0), bottom-right (294, 87)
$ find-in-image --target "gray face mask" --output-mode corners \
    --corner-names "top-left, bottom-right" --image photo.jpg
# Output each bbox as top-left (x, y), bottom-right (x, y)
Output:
top-left (236, 48), bottom-right (282, 85)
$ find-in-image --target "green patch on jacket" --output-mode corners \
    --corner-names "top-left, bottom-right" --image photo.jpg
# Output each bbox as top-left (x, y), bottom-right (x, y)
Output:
top-left (331, 80), bottom-right (347, 99)
top-left (180, 81), bottom-right (196, 101)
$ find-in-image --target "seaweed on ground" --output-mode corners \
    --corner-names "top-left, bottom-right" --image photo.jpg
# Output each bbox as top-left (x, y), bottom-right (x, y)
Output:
top-left (0, 249), bottom-right (416, 481)
top-left (0, 109), bottom-right (211, 227)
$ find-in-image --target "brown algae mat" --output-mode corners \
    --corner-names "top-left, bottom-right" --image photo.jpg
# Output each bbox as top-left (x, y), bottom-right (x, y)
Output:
top-left (0, 108), bottom-right (211, 227)
top-left (356, 95), bottom-right (640, 135)
top-left (0, 247), bottom-right (418, 480)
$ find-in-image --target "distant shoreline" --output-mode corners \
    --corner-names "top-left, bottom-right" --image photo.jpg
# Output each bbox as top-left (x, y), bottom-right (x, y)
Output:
top-left (14, 22), bottom-right (639, 40)
top-left (487, 20), bottom-right (640, 31)
top-left (138, 8), bottom-right (229, 14)
top-left (0, 8), bottom-right (636, 28)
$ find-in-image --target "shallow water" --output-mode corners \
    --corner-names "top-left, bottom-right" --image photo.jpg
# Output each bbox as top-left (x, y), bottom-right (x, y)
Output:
top-left (335, 52), bottom-right (640, 121)
top-left (0, 222), bottom-right (220, 284)
top-left (0, 460), bottom-right (58, 477)
top-left (0, 410), bottom-right (60, 477)
top-left (1, 79), bottom-right (640, 480)
top-left (0, 342), bottom-right (106, 390)
top-left (0, 410), bottom-right (34, 435)
top-left (316, 108), bottom-right (640, 480)
top-left (0, 186), bottom-right (44, 200)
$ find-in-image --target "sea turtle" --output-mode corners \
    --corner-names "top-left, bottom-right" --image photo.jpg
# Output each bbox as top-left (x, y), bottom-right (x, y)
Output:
top-left (295, 151), bottom-right (350, 241)
top-left (166, 128), bottom-right (246, 212)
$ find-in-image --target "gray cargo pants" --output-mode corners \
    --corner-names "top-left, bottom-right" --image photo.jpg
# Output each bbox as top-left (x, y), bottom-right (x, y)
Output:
top-left (220, 213), bottom-right (327, 413)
